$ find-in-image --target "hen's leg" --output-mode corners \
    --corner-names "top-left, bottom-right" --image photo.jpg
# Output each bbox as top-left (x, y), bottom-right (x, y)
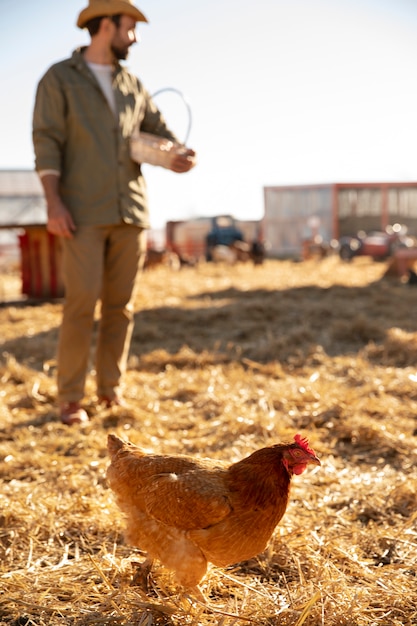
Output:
top-left (131, 557), bottom-right (154, 590)
top-left (185, 585), bottom-right (208, 604)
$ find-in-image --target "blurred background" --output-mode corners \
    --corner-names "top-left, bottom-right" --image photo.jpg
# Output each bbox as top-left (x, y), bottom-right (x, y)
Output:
top-left (2, 0), bottom-right (417, 229)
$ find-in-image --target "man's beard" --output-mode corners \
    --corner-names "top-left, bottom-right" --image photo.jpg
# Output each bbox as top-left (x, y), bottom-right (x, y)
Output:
top-left (111, 45), bottom-right (129, 60)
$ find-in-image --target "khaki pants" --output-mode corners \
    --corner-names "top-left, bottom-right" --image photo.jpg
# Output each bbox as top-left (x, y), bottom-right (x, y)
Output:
top-left (57, 223), bottom-right (146, 403)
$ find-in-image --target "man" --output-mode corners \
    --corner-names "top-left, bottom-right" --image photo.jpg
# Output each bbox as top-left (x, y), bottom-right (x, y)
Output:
top-left (32, 0), bottom-right (196, 425)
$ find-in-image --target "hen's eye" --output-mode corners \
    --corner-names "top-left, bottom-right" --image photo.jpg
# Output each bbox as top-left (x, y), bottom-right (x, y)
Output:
top-left (293, 449), bottom-right (302, 458)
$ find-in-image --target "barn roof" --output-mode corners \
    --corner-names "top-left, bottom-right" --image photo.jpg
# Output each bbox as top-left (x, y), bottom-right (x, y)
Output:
top-left (0, 170), bottom-right (46, 227)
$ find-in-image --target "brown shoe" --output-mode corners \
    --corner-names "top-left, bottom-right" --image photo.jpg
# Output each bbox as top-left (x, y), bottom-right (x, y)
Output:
top-left (98, 395), bottom-right (126, 409)
top-left (60, 402), bottom-right (89, 425)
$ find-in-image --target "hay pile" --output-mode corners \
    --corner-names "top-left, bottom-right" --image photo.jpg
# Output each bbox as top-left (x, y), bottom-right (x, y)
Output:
top-left (1, 256), bottom-right (416, 625)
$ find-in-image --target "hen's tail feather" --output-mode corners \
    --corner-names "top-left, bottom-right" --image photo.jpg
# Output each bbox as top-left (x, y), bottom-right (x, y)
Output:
top-left (107, 433), bottom-right (125, 457)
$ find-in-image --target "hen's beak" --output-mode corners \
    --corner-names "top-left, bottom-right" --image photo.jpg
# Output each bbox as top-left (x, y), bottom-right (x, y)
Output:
top-left (309, 454), bottom-right (321, 466)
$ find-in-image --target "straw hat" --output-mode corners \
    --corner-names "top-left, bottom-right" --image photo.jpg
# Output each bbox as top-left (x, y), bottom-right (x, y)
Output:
top-left (77, 0), bottom-right (148, 28)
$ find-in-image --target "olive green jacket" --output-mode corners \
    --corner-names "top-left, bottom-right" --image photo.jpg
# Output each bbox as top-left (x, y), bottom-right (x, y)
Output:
top-left (32, 48), bottom-right (178, 228)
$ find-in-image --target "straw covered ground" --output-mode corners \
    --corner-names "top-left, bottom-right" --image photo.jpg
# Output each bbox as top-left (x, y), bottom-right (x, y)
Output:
top-left (1, 256), bottom-right (417, 625)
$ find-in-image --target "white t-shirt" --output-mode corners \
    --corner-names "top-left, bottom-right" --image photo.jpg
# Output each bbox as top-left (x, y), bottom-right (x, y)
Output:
top-left (87, 62), bottom-right (117, 116)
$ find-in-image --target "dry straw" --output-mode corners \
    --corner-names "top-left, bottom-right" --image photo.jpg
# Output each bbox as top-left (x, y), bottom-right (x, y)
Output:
top-left (1, 257), bottom-right (417, 625)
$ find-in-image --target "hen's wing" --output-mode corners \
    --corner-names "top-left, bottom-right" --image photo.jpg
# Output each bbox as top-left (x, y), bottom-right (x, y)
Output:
top-left (107, 436), bottom-right (232, 530)
top-left (143, 468), bottom-right (232, 529)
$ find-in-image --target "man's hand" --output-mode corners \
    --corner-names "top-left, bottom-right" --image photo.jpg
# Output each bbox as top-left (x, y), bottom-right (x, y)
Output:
top-left (39, 173), bottom-right (76, 238)
top-left (47, 198), bottom-right (76, 239)
top-left (169, 148), bottom-right (196, 174)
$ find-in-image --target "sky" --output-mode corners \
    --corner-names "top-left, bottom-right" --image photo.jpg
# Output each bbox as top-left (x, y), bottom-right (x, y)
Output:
top-left (2, 0), bottom-right (417, 229)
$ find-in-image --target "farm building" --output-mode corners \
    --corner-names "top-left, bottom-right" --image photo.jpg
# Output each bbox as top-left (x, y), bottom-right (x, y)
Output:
top-left (0, 169), bottom-right (64, 299)
top-left (263, 182), bottom-right (417, 257)
top-left (0, 169), bottom-right (46, 235)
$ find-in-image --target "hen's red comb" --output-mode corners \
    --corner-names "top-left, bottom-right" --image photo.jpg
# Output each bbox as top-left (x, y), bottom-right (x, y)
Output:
top-left (294, 434), bottom-right (316, 456)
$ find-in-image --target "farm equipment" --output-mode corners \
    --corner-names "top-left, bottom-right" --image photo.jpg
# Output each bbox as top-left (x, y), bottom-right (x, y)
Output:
top-left (338, 224), bottom-right (414, 261)
top-left (205, 215), bottom-right (245, 261)
top-left (166, 215), bottom-right (262, 263)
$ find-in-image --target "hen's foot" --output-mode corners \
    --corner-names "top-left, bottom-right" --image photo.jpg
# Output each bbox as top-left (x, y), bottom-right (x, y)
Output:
top-left (185, 585), bottom-right (208, 604)
top-left (131, 558), bottom-right (154, 591)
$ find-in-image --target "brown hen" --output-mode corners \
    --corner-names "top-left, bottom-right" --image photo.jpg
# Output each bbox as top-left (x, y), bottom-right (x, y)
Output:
top-left (106, 433), bottom-right (320, 597)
